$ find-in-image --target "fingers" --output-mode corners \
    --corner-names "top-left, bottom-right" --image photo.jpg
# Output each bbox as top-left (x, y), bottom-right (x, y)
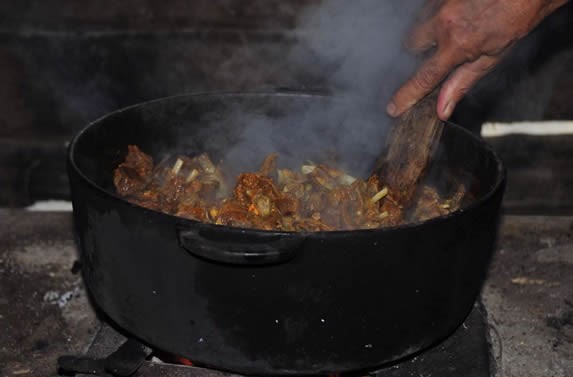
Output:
top-left (405, 0), bottom-right (442, 52)
top-left (436, 54), bottom-right (501, 120)
top-left (387, 47), bottom-right (460, 117)
top-left (405, 20), bottom-right (436, 53)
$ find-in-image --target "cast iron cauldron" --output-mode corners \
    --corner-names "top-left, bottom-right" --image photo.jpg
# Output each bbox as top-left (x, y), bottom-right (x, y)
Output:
top-left (67, 92), bottom-right (505, 376)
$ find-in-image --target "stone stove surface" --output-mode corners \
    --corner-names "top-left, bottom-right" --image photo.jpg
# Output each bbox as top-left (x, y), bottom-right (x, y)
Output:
top-left (1, 210), bottom-right (572, 377)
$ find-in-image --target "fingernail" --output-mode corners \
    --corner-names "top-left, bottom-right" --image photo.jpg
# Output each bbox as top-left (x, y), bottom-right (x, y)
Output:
top-left (386, 102), bottom-right (397, 117)
top-left (442, 101), bottom-right (454, 120)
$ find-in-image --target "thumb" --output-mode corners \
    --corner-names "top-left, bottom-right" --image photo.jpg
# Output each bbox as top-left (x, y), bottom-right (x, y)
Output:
top-left (437, 55), bottom-right (501, 120)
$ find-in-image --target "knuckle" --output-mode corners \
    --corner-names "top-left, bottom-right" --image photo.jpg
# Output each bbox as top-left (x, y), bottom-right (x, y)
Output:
top-left (452, 33), bottom-right (481, 61)
top-left (436, 9), bottom-right (482, 61)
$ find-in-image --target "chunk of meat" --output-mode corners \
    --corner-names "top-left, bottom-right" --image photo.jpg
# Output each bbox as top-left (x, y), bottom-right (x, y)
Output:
top-left (234, 173), bottom-right (281, 207)
top-left (215, 201), bottom-right (253, 228)
top-left (176, 203), bottom-right (208, 222)
top-left (274, 195), bottom-right (300, 216)
top-left (113, 145), bottom-right (153, 196)
top-left (411, 186), bottom-right (450, 222)
top-left (258, 153), bottom-right (278, 177)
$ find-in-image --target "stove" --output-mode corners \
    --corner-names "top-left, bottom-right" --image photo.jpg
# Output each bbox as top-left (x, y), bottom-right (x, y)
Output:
top-left (56, 301), bottom-right (494, 377)
top-left (1, 210), bottom-right (572, 377)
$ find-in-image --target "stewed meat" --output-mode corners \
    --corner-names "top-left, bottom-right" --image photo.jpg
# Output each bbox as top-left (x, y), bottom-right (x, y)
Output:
top-left (113, 146), bottom-right (462, 231)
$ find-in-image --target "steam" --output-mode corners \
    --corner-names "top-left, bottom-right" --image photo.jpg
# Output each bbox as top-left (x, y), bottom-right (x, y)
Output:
top-left (218, 0), bottom-right (425, 178)
top-left (292, 0), bottom-right (423, 102)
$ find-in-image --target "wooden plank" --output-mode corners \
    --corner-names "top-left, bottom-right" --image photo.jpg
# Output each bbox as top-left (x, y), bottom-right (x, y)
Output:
top-left (374, 90), bottom-right (443, 205)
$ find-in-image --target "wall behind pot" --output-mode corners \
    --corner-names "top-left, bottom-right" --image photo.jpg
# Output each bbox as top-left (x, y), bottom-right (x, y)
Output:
top-left (0, 0), bottom-right (326, 205)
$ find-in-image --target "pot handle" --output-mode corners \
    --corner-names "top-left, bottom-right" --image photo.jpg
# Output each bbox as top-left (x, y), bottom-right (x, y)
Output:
top-left (177, 226), bottom-right (305, 265)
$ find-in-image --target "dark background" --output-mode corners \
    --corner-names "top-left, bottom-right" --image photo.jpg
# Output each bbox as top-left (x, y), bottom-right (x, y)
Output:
top-left (1, 0), bottom-right (572, 212)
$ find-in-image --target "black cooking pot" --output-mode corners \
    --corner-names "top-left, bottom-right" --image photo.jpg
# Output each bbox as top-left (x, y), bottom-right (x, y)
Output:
top-left (67, 92), bottom-right (505, 376)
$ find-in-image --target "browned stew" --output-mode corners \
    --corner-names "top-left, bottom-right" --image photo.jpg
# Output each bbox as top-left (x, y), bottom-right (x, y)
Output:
top-left (113, 145), bottom-right (463, 231)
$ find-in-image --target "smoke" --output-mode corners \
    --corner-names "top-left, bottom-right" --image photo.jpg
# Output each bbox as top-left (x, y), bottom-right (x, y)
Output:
top-left (216, 0), bottom-right (425, 178)
top-left (291, 0), bottom-right (423, 103)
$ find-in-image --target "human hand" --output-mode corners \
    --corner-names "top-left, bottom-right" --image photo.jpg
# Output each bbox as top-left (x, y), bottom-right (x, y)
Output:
top-left (387, 0), bottom-right (570, 120)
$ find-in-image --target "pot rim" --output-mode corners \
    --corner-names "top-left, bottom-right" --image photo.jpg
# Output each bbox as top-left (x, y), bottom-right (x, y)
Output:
top-left (68, 90), bottom-right (506, 237)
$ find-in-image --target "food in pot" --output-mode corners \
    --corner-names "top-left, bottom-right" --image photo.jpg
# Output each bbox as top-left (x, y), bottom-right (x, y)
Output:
top-left (113, 145), bottom-right (463, 231)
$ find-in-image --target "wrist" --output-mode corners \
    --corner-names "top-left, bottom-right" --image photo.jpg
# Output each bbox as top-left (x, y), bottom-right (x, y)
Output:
top-left (516, 0), bottom-right (570, 38)
top-left (538, 0), bottom-right (570, 20)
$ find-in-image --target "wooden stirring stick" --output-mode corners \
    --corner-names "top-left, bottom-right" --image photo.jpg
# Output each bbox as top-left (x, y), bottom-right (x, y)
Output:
top-left (374, 89), bottom-right (444, 207)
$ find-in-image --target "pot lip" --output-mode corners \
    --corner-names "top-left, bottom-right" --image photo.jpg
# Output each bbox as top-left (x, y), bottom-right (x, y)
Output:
top-left (68, 90), bottom-right (506, 237)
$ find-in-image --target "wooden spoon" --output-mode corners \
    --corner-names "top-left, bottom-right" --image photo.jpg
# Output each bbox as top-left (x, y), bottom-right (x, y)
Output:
top-left (374, 89), bottom-right (444, 207)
